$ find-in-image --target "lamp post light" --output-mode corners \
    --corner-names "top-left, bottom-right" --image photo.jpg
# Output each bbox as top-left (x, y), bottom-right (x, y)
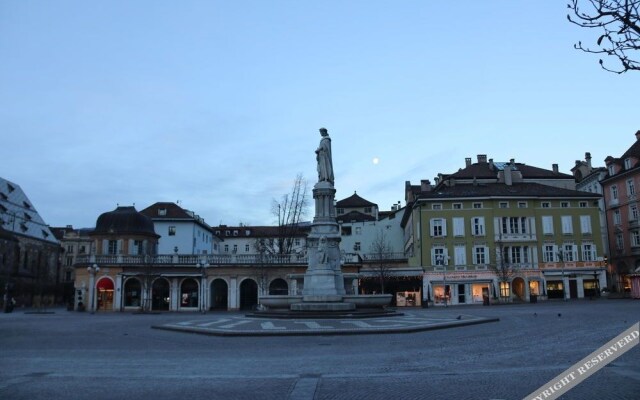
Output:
top-left (196, 259), bottom-right (209, 313)
top-left (87, 263), bottom-right (100, 314)
top-left (436, 254), bottom-right (447, 307)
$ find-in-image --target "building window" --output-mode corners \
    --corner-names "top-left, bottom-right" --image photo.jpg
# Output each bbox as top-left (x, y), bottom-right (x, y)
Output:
top-left (473, 202), bottom-right (482, 209)
top-left (453, 203), bottom-right (462, 210)
top-left (543, 244), bottom-right (556, 262)
top-left (579, 201), bottom-right (587, 208)
top-left (580, 215), bottom-right (592, 234)
top-left (133, 240), bottom-right (144, 255)
top-left (500, 282), bottom-right (510, 298)
top-left (624, 158), bottom-right (632, 170)
top-left (244, 244), bottom-right (250, 252)
top-left (561, 202), bottom-right (569, 208)
top-left (561, 216), bottom-right (573, 234)
top-left (432, 204), bottom-right (442, 210)
top-left (582, 243), bottom-right (596, 261)
top-left (615, 233), bottom-right (624, 250)
top-left (354, 242), bottom-right (361, 251)
top-left (632, 231), bottom-right (640, 247)
top-left (364, 207), bottom-right (372, 213)
top-left (454, 245), bottom-right (466, 266)
top-left (499, 202), bottom-right (509, 209)
top-left (473, 246), bottom-right (486, 265)
top-left (355, 227), bottom-right (362, 235)
top-left (611, 185), bottom-right (619, 201)
top-left (224, 244), bottom-right (229, 253)
top-left (631, 204), bottom-right (639, 221)
top-left (337, 208), bottom-right (344, 215)
top-left (627, 179), bottom-right (636, 196)
top-left (541, 202), bottom-right (551, 208)
top-left (562, 243), bottom-right (576, 262)
top-left (608, 165), bottom-right (615, 176)
top-left (79, 245), bottom-right (86, 254)
top-left (294, 238), bottom-right (301, 246)
top-left (65, 256), bottom-right (74, 266)
top-left (430, 218), bottom-right (446, 237)
top-left (168, 226), bottom-right (176, 236)
top-left (501, 217), bottom-right (528, 234)
top-left (613, 210), bottom-right (622, 225)
top-left (472, 217), bottom-right (485, 236)
top-left (108, 240), bottom-right (118, 255)
top-left (453, 217), bottom-right (465, 237)
top-left (158, 208), bottom-right (167, 216)
top-left (233, 244), bottom-right (238, 253)
top-left (433, 247), bottom-right (446, 266)
top-left (518, 202), bottom-right (527, 208)
top-left (66, 245), bottom-right (74, 253)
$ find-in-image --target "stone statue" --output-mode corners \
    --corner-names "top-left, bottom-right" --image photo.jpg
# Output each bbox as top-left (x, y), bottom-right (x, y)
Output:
top-left (317, 236), bottom-right (328, 266)
top-left (316, 128), bottom-right (334, 184)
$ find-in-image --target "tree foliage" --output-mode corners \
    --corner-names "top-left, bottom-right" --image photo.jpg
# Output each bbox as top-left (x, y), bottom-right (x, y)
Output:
top-left (269, 174), bottom-right (309, 255)
top-left (568, 0), bottom-right (640, 73)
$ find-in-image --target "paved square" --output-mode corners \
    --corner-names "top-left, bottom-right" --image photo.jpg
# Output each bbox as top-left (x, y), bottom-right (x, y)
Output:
top-left (0, 300), bottom-right (638, 399)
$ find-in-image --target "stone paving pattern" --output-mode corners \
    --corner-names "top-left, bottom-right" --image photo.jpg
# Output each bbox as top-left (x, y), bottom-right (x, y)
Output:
top-left (154, 312), bottom-right (499, 336)
top-left (0, 300), bottom-right (638, 399)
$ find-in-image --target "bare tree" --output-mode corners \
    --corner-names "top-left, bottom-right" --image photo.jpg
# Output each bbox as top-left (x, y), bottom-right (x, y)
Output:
top-left (366, 230), bottom-right (395, 294)
top-left (568, 0), bottom-right (640, 73)
top-left (270, 174), bottom-right (309, 255)
top-left (491, 237), bottom-right (518, 302)
top-left (254, 238), bottom-right (270, 298)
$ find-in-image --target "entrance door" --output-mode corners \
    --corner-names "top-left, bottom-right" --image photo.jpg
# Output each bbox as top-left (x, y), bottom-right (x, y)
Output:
top-left (569, 280), bottom-right (578, 299)
top-left (210, 279), bottom-right (228, 310)
top-left (239, 279), bottom-right (258, 310)
top-left (457, 284), bottom-right (465, 304)
top-left (152, 278), bottom-right (170, 311)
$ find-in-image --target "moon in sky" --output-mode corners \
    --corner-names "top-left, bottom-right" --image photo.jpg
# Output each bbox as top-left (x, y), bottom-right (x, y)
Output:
top-left (372, 157), bottom-right (380, 165)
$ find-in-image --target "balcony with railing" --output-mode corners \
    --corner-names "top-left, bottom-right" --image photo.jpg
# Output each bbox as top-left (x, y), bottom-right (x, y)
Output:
top-left (75, 253), bottom-right (310, 267)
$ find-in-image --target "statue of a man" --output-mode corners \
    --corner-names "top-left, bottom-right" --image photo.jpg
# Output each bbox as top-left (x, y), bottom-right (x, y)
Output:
top-left (316, 128), bottom-right (334, 184)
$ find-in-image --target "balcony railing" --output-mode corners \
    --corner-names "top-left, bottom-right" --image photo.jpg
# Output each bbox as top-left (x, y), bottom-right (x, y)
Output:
top-left (76, 253), bottom-right (309, 266)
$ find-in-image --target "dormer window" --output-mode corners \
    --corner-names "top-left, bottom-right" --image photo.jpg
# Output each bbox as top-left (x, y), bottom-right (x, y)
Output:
top-left (0, 192), bottom-right (7, 201)
top-left (625, 158), bottom-right (632, 170)
top-left (233, 230), bottom-right (238, 236)
top-left (23, 201), bottom-right (31, 209)
top-left (20, 222), bottom-right (28, 232)
top-left (7, 183), bottom-right (15, 192)
top-left (158, 208), bottom-right (167, 216)
top-left (608, 165), bottom-right (615, 176)
top-left (24, 213), bottom-right (32, 220)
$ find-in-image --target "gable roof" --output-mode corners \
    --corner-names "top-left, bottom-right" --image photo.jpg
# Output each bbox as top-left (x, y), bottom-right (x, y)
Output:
top-left (336, 192), bottom-right (377, 208)
top-left (140, 202), bottom-right (213, 231)
top-left (447, 161), bottom-right (573, 180)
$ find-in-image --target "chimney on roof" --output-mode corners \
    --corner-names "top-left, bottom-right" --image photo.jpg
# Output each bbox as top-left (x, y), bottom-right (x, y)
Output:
top-left (477, 154), bottom-right (487, 163)
top-left (552, 163), bottom-right (559, 174)
top-left (434, 177), bottom-right (440, 185)
top-left (489, 158), bottom-right (494, 170)
top-left (635, 130), bottom-right (640, 140)
top-left (465, 157), bottom-right (472, 167)
top-left (585, 152), bottom-right (592, 168)
top-left (420, 179), bottom-right (431, 192)
top-left (504, 162), bottom-right (513, 186)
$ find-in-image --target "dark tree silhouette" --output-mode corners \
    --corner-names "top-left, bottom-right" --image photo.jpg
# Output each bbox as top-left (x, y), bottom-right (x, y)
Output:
top-left (568, 0), bottom-right (640, 73)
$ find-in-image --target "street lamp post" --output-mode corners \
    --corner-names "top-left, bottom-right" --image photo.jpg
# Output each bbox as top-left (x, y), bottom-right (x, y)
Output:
top-left (557, 250), bottom-right (567, 301)
top-left (87, 264), bottom-right (100, 314)
top-left (196, 259), bottom-right (209, 313)
top-left (436, 254), bottom-right (447, 307)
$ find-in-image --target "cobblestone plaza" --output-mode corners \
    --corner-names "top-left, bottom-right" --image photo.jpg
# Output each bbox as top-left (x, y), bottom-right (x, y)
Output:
top-left (1, 300), bottom-right (638, 399)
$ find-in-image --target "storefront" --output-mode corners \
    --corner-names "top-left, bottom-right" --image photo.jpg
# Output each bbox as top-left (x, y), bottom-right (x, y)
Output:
top-left (359, 271), bottom-right (422, 307)
top-left (424, 271), bottom-right (495, 306)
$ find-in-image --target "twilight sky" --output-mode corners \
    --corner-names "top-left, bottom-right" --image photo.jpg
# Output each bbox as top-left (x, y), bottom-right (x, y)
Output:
top-left (1, 1), bottom-right (638, 229)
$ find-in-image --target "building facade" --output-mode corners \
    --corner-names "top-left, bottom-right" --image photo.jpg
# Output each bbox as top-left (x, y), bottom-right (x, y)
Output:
top-left (0, 177), bottom-right (61, 307)
top-left (140, 202), bottom-right (219, 255)
top-left (403, 155), bottom-right (606, 306)
top-left (601, 130), bottom-right (640, 293)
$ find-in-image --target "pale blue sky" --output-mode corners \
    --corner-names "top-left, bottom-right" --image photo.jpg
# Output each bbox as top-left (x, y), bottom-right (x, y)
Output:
top-left (1, 1), bottom-right (638, 229)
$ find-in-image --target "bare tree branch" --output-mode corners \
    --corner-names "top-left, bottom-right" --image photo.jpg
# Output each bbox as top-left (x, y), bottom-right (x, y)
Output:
top-left (568, 0), bottom-right (640, 73)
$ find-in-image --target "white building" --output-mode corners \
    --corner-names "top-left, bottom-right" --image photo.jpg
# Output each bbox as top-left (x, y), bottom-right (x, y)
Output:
top-left (140, 202), bottom-right (219, 255)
